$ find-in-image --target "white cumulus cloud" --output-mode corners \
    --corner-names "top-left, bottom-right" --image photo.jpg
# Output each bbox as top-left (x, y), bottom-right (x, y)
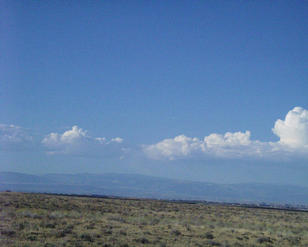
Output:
top-left (42, 126), bottom-right (125, 157)
top-left (143, 107), bottom-right (308, 160)
top-left (204, 131), bottom-right (251, 148)
top-left (272, 107), bottom-right (308, 149)
top-left (42, 126), bottom-right (88, 148)
top-left (203, 131), bottom-right (267, 158)
top-left (144, 135), bottom-right (205, 160)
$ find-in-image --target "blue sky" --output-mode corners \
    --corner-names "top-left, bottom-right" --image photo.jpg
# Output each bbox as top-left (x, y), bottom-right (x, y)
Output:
top-left (1, 1), bottom-right (308, 185)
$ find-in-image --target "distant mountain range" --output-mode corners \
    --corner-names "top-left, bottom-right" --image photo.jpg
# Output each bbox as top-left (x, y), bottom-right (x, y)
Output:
top-left (1, 172), bottom-right (308, 205)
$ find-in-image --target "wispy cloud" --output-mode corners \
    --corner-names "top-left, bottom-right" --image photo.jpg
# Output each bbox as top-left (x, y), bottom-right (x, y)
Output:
top-left (0, 124), bottom-right (33, 151)
top-left (143, 107), bottom-right (308, 160)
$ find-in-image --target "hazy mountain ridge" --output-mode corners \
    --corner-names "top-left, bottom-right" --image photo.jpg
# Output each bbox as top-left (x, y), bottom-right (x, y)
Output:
top-left (1, 172), bottom-right (308, 205)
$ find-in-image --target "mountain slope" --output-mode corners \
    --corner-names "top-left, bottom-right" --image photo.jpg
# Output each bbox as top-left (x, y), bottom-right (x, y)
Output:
top-left (1, 172), bottom-right (308, 205)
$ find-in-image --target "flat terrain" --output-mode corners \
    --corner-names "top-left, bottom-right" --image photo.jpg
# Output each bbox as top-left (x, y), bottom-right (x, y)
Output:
top-left (0, 192), bottom-right (308, 247)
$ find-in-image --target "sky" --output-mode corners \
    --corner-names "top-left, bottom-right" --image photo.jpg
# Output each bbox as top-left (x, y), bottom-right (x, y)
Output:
top-left (1, 1), bottom-right (308, 186)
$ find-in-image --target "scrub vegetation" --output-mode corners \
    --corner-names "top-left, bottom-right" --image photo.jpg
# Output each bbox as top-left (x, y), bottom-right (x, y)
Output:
top-left (1, 192), bottom-right (308, 246)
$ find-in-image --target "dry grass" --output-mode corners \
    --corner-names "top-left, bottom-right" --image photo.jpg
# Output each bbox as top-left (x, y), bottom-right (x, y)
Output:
top-left (1, 192), bottom-right (308, 246)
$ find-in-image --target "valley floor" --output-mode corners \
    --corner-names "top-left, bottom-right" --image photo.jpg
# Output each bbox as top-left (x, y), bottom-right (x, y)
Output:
top-left (0, 192), bottom-right (308, 246)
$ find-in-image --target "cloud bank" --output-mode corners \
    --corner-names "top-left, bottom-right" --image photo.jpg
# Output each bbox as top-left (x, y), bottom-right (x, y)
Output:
top-left (1, 107), bottom-right (307, 161)
top-left (144, 107), bottom-right (308, 160)
top-left (42, 125), bottom-right (125, 157)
